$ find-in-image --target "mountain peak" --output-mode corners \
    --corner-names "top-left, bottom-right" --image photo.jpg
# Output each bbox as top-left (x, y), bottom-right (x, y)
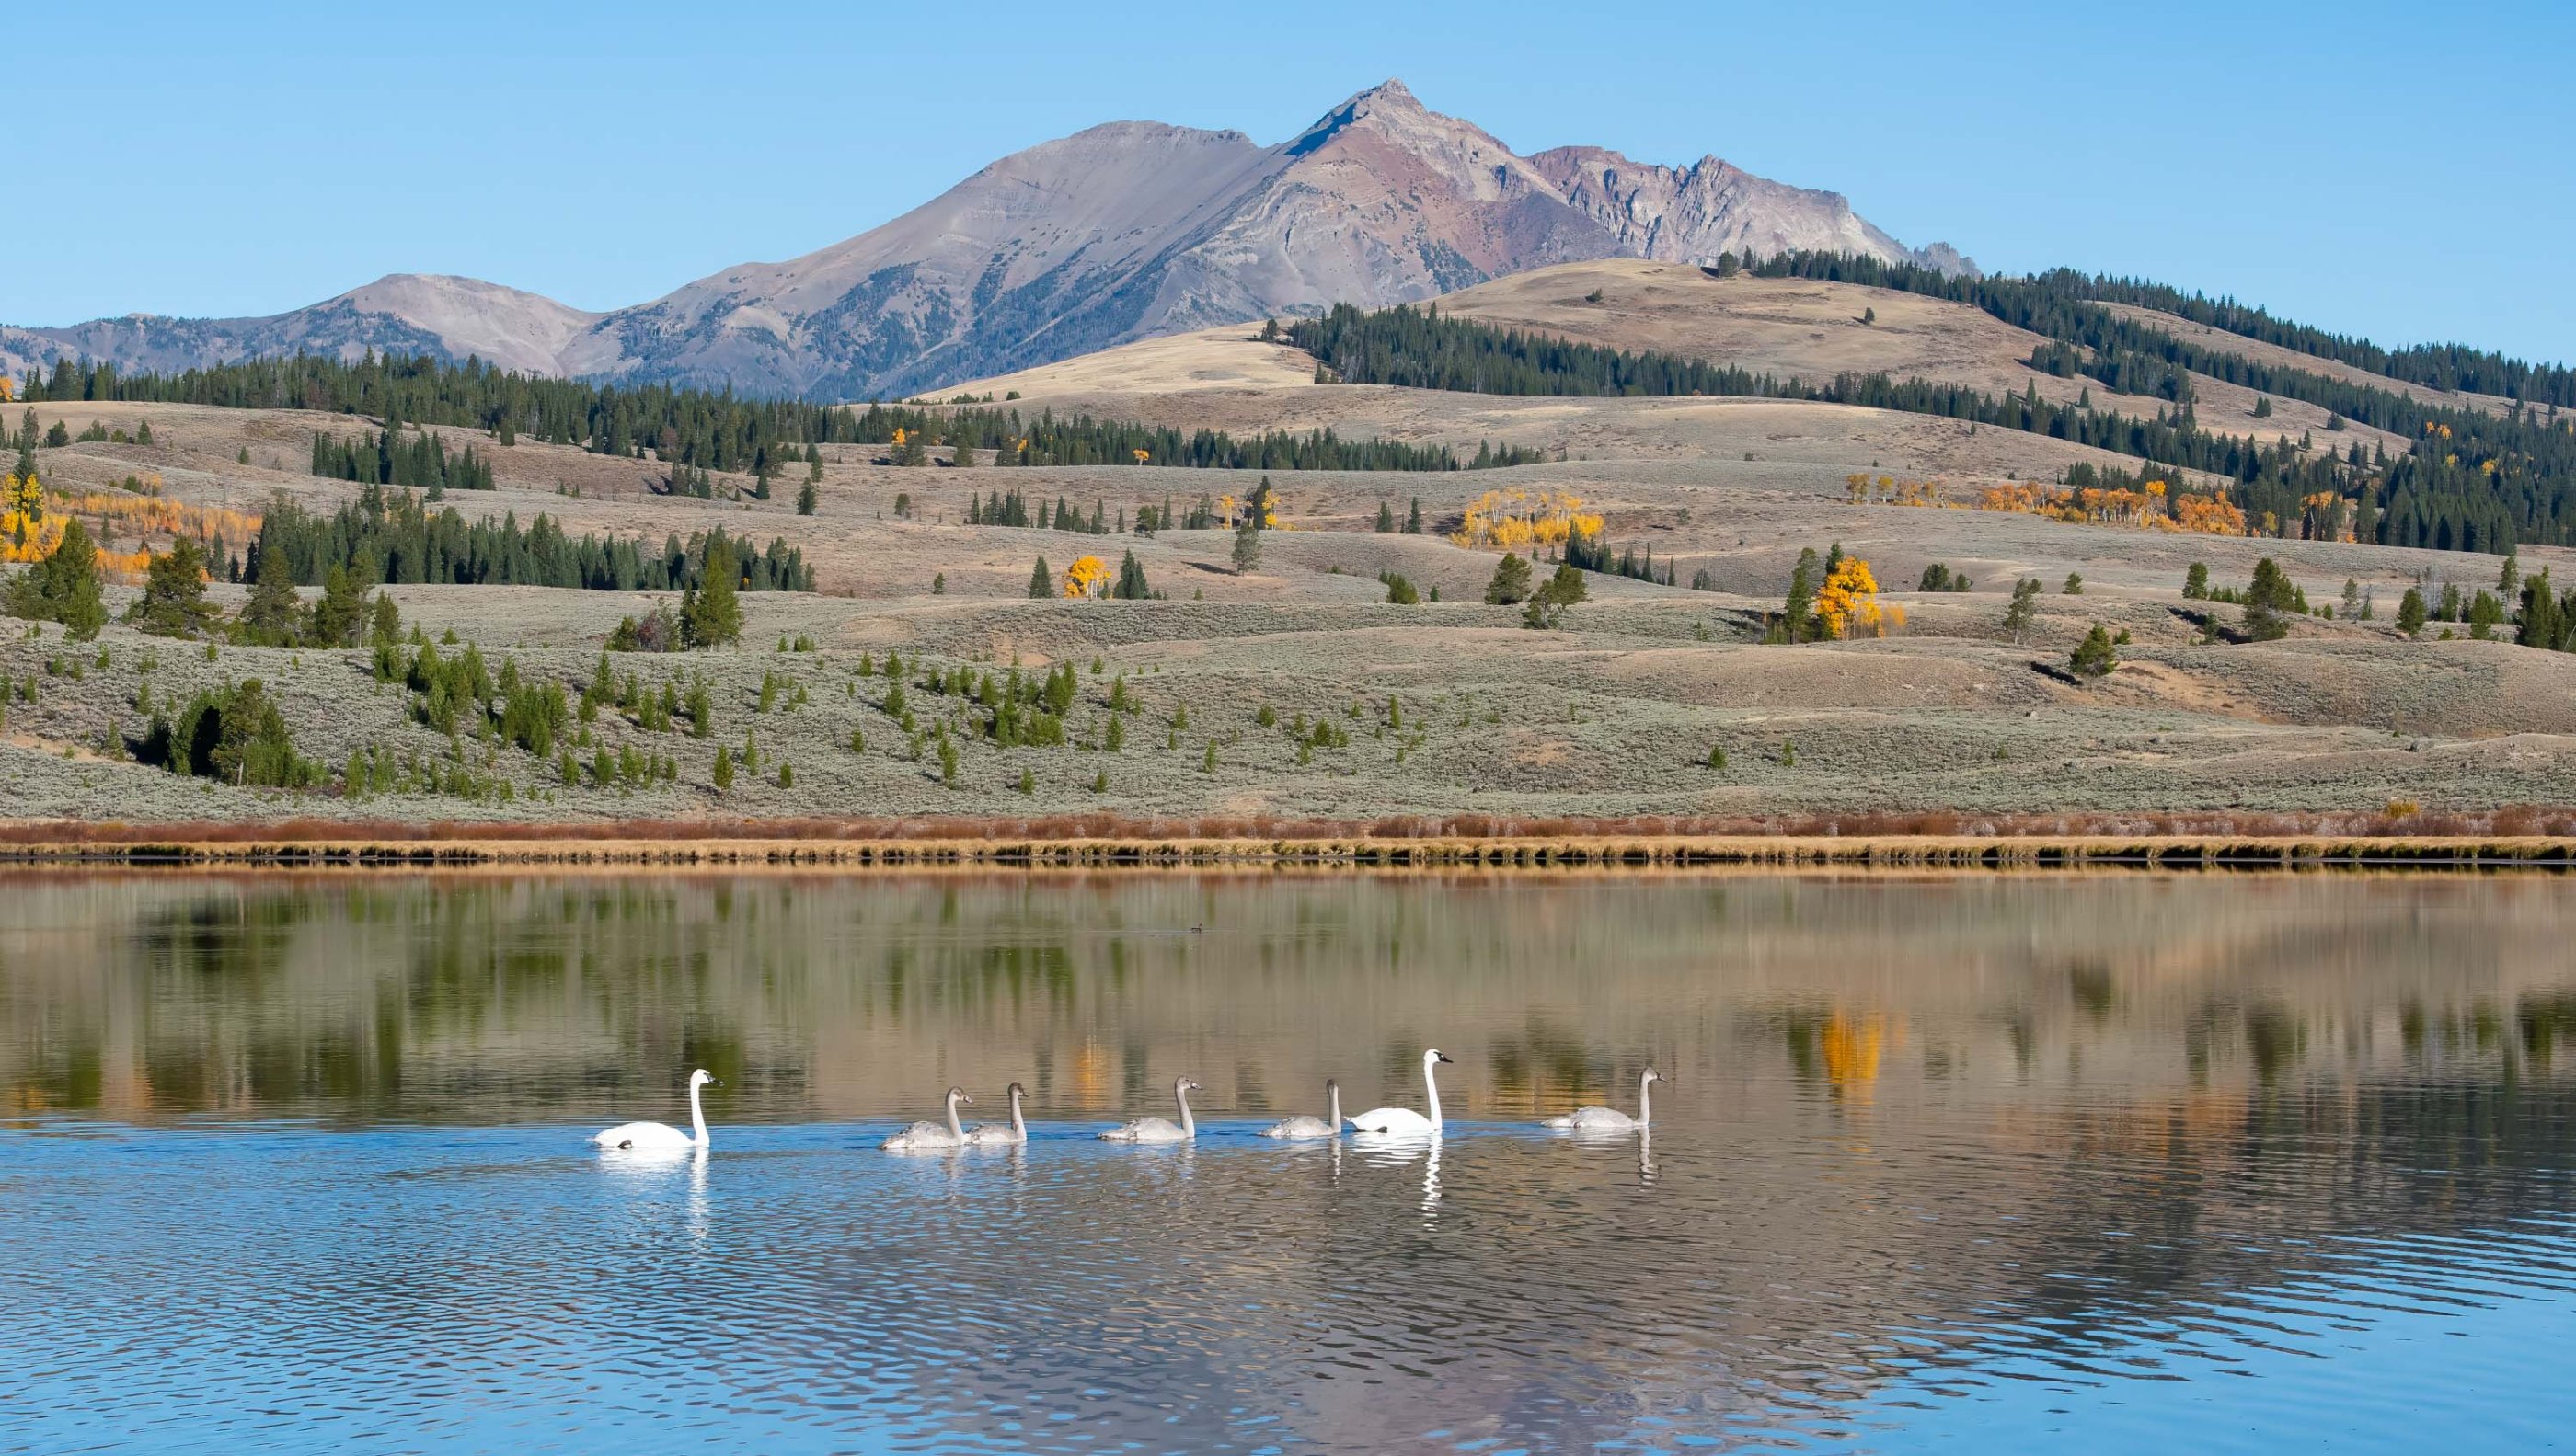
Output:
top-left (1, 81), bottom-right (1973, 396)
top-left (1286, 77), bottom-right (1443, 156)
top-left (1350, 77), bottom-right (1420, 109)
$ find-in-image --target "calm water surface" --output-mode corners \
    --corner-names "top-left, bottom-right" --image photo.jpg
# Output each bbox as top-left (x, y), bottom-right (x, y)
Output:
top-left (4, 871), bottom-right (2574, 1453)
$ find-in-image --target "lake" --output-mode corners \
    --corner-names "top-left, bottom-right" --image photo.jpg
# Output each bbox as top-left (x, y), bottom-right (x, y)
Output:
top-left (4, 870), bottom-right (2573, 1453)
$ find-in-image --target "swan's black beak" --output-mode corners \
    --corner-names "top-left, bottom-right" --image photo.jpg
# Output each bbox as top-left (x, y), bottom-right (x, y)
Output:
top-left (1436, 1054), bottom-right (1455, 1064)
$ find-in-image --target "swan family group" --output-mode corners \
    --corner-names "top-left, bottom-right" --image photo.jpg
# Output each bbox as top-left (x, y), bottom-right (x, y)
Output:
top-left (590, 1049), bottom-right (1662, 1153)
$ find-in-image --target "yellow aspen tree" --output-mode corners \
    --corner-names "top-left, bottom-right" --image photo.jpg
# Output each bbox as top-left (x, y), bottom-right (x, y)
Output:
top-left (1814, 557), bottom-right (1888, 638)
top-left (1062, 555), bottom-right (1111, 598)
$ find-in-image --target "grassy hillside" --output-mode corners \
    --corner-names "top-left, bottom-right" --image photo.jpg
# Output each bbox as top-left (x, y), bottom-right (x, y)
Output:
top-left (6, 262), bottom-right (2575, 831)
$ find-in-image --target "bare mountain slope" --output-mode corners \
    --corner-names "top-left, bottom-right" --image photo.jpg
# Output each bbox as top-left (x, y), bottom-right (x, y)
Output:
top-left (0, 275), bottom-right (600, 381)
top-left (573, 80), bottom-right (1972, 399)
top-left (3, 82), bottom-right (1968, 401)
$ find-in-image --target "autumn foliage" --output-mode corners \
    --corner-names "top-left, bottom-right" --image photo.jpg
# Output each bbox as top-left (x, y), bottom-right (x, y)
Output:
top-left (1449, 488), bottom-right (1602, 552)
top-left (4, 475), bottom-right (257, 578)
top-left (1815, 557), bottom-right (1900, 638)
top-left (1061, 555), bottom-right (1111, 598)
top-left (1973, 476), bottom-right (2246, 536)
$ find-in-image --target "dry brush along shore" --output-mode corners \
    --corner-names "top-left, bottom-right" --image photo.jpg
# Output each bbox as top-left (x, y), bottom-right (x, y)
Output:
top-left (4, 811), bottom-right (2575, 870)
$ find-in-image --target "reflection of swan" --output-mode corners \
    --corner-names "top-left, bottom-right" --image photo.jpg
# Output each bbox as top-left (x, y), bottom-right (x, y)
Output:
top-left (1638, 1129), bottom-right (1657, 1184)
top-left (1349, 1049), bottom-right (1452, 1137)
top-left (1545, 1067), bottom-right (1660, 1134)
top-left (592, 1069), bottom-right (717, 1152)
top-left (965, 1082), bottom-right (1029, 1146)
top-left (1262, 1080), bottom-right (1341, 1139)
top-left (1100, 1076), bottom-right (1199, 1142)
top-left (881, 1087), bottom-right (972, 1150)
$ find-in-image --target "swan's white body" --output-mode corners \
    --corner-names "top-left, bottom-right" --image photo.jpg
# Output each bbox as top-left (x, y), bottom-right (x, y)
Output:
top-left (881, 1087), bottom-right (972, 1150)
top-left (1262, 1080), bottom-right (1341, 1139)
top-left (1101, 1077), bottom-right (1199, 1142)
top-left (964, 1082), bottom-right (1029, 1146)
top-left (592, 1069), bottom-right (715, 1152)
top-left (1545, 1067), bottom-right (1660, 1134)
top-left (1349, 1049), bottom-right (1453, 1138)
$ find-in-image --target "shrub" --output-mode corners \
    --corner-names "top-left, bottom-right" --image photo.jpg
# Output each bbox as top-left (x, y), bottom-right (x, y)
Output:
top-left (146, 679), bottom-right (318, 787)
top-left (2070, 625), bottom-right (2118, 679)
top-left (1521, 564), bottom-right (1589, 630)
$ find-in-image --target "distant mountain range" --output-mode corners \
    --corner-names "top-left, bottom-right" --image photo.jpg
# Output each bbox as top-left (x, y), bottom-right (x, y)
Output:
top-left (0, 81), bottom-right (1972, 402)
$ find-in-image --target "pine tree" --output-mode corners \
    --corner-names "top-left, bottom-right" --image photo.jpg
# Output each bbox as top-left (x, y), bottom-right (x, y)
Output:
top-left (1781, 548), bottom-right (1820, 642)
top-left (1375, 500), bottom-right (1396, 533)
top-left (684, 536), bottom-right (742, 648)
top-left (2517, 572), bottom-right (2564, 650)
top-left (307, 565), bottom-right (367, 648)
top-left (239, 544), bottom-right (303, 646)
top-left (1403, 498), bottom-right (1423, 534)
top-left (130, 538), bottom-right (218, 638)
top-left (1028, 556), bottom-right (1053, 598)
top-left (2070, 625), bottom-right (2118, 678)
top-left (368, 591), bottom-right (403, 648)
top-left (2244, 557), bottom-right (2297, 640)
top-left (1521, 564), bottom-right (1589, 630)
top-left (1483, 552), bottom-right (1533, 604)
top-left (1113, 550), bottom-right (1151, 600)
top-left (2397, 586), bottom-right (2427, 637)
top-left (796, 476), bottom-right (819, 515)
top-left (4, 518), bottom-right (107, 639)
top-left (2002, 578), bottom-right (2042, 643)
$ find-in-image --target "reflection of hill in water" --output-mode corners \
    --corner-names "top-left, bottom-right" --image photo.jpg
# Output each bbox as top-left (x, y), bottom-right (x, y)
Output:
top-left (6, 873), bottom-right (2576, 1446)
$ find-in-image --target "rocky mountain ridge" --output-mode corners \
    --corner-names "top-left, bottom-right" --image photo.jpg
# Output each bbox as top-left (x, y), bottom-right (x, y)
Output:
top-left (2, 81), bottom-right (1970, 401)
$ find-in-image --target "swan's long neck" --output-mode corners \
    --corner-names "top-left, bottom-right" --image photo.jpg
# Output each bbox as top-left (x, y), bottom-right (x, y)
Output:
top-left (1638, 1072), bottom-right (1652, 1129)
top-left (688, 1080), bottom-right (709, 1146)
top-left (1328, 1083), bottom-right (1342, 1127)
top-left (1423, 1056), bottom-right (1443, 1130)
top-left (1176, 1082), bottom-right (1195, 1138)
top-left (1009, 1086), bottom-right (1026, 1139)
top-left (945, 1091), bottom-right (964, 1140)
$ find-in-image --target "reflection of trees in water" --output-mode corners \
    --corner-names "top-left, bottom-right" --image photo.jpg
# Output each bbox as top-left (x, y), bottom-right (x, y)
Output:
top-left (8, 873), bottom-right (2576, 1132)
top-left (10, 875), bottom-right (2576, 1448)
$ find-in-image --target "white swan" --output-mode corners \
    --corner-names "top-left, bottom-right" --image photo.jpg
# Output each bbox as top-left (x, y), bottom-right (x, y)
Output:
top-left (1100, 1076), bottom-right (1200, 1142)
top-left (592, 1068), bottom-right (717, 1152)
top-left (1261, 1079), bottom-right (1341, 1139)
top-left (1545, 1067), bottom-right (1661, 1134)
top-left (964, 1081), bottom-right (1029, 1146)
top-left (1349, 1049), bottom-right (1453, 1137)
top-left (881, 1086), bottom-right (973, 1151)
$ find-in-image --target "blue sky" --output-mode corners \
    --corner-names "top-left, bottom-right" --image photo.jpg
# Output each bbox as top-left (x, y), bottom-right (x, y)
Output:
top-left (13, 0), bottom-right (2571, 364)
